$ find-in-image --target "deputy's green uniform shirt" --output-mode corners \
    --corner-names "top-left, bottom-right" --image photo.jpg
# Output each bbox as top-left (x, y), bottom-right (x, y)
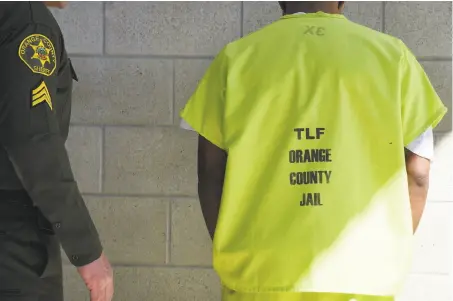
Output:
top-left (0, 2), bottom-right (102, 266)
top-left (180, 12), bottom-right (447, 301)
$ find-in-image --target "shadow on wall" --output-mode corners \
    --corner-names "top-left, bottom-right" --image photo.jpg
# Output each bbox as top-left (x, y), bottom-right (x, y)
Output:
top-left (434, 132), bottom-right (451, 149)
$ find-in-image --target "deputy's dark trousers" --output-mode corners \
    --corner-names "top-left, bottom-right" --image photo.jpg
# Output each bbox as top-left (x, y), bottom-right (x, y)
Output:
top-left (0, 191), bottom-right (63, 301)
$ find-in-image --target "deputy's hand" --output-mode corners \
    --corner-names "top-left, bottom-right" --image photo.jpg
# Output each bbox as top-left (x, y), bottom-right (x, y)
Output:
top-left (77, 252), bottom-right (114, 301)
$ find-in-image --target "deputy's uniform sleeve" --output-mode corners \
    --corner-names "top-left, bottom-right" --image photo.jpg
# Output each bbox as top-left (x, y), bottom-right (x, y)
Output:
top-left (400, 42), bottom-right (448, 146)
top-left (0, 23), bottom-right (103, 267)
top-left (179, 50), bottom-right (228, 150)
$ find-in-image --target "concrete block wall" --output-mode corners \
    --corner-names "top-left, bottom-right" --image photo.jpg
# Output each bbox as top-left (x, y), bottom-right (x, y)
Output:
top-left (50, 2), bottom-right (452, 300)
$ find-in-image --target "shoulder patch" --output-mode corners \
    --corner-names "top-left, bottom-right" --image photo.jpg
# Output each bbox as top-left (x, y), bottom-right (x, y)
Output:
top-left (19, 34), bottom-right (57, 76)
top-left (31, 81), bottom-right (53, 110)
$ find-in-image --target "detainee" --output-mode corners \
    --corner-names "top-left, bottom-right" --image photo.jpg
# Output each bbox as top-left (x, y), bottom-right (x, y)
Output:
top-left (180, 1), bottom-right (446, 301)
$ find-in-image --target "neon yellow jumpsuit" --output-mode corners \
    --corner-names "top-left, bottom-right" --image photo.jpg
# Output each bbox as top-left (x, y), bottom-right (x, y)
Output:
top-left (181, 12), bottom-right (447, 301)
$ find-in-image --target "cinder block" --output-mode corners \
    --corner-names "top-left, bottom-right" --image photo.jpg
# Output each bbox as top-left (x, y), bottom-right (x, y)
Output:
top-left (242, 1), bottom-right (281, 36)
top-left (70, 58), bottom-right (172, 125)
top-left (63, 265), bottom-right (221, 301)
top-left (49, 2), bottom-right (103, 54)
top-left (243, 2), bottom-right (383, 36)
top-left (63, 265), bottom-right (87, 301)
top-left (397, 274), bottom-right (452, 301)
top-left (385, 2), bottom-right (452, 57)
top-left (421, 61), bottom-right (452, 132)
top-left (65, 126), bottom-right (102, 193)
top-left (429, 133), bottom-right (453, 202)
top-left (84, 196), bottom-right (168, 265)
top-left (105, 2), bottom-right (241, 56)
top-left (174, 59), bottom-right (212, 124)
top-left (343, 1), bottom-right (383, 31)
top-left (411, 203), bottom-right (453, 274)
top-left (171, 199), bottom-right (212, 266)
top-left (104, 127), bottom-right (197, 195)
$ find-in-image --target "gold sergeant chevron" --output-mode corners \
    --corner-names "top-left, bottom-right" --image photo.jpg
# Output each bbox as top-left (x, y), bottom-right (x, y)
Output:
top-left (31, 80), bottom-right (52, 110)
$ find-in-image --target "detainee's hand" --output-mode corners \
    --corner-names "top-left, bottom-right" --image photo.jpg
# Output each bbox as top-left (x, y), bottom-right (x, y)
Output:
top-left (77, 252), bottom-right (114, 301)
top-left (44, 1), bottom-right (67, 9)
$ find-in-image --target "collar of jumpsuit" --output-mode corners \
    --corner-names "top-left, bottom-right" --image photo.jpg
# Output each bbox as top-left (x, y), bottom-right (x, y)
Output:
top-left (285, 11), bottom-right (346, 19)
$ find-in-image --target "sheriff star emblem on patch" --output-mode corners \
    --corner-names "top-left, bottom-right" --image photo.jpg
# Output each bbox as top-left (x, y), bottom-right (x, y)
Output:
top-left (18, 34), bottom-right (57, 76)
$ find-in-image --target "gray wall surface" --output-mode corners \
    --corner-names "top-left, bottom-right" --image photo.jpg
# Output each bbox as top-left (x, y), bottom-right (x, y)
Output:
top-left (49, 2), bottom-right (452, 300)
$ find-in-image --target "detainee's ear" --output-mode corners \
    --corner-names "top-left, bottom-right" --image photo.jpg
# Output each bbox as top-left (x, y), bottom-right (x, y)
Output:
top-left (44, 1), bottom-right (67, 9)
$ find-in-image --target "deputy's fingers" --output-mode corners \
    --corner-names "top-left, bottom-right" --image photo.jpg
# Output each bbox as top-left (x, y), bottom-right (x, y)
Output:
top-left (106, 281), bottom-right (114, 301)
top-left (90, 286), bottom-right (106, 301)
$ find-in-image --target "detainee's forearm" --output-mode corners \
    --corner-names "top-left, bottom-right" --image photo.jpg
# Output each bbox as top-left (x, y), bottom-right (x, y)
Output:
top-left (408, 175), bottom-right (429, 233)
top-left (198, 177), bottom-right (224, 240)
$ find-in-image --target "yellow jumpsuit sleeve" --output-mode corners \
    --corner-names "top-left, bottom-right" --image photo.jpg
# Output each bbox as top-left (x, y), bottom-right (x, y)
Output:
top-left (180, 50), bottom-right (228, 150)
top-left (400, 42), bottom-right (447, 146)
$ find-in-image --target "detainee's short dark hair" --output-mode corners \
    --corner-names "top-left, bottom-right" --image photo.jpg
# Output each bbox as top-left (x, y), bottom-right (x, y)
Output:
top-left (278, 1), bottom-right (345, 12)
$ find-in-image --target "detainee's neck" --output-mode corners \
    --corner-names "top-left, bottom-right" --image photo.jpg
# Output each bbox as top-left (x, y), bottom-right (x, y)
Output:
top-left (284, 5), bottom-right (340, 15)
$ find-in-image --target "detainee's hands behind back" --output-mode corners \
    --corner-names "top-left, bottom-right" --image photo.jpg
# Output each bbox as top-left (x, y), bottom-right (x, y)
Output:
top-left (77, 252), bottom-right (114, 301)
